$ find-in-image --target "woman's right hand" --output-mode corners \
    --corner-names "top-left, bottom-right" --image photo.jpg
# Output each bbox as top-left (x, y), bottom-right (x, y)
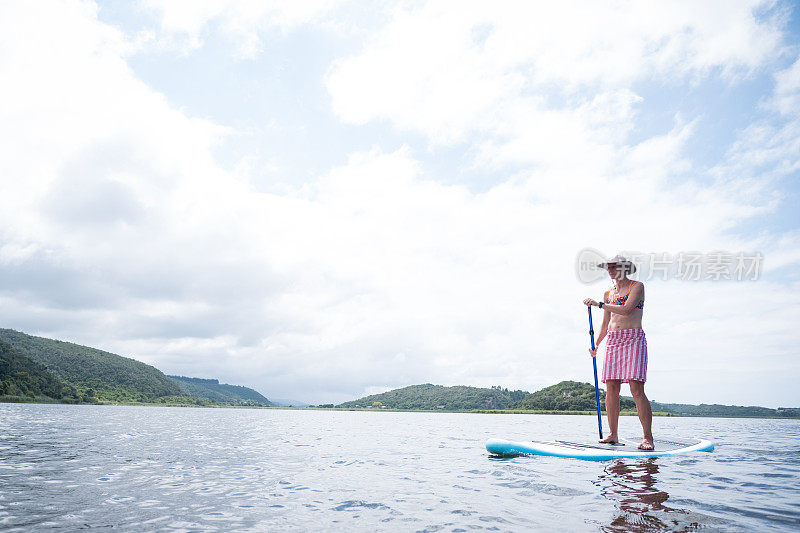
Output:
top-left (588, 348), bottom-right (597, 358)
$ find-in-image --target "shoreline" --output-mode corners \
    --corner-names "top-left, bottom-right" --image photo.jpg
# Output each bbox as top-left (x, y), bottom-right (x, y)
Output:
top-left (3, 399), bottom-right (800, 419)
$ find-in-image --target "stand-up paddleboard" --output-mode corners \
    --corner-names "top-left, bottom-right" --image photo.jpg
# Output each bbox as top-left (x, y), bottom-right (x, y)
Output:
top-left (486, 437), bottom-right (714, 461)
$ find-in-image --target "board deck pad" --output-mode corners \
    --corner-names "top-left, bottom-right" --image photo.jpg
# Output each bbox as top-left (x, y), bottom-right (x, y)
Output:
top-left (486, 437), bottom-right (714, 461)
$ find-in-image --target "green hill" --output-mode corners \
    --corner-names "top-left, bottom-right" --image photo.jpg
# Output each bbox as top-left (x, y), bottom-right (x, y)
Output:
top-left (169, 376), bottom-right (273, 406)
top-left (338, 384), bottom-right (528, 410)
top-left (650, 401), bottom-right (799, 418)
top-left (513, 380), bottom-right (635, 411)
top-left (336, 380), bottom-right (799, 418)
top-left (0, 340), bottom-right (77, 401)
top-left (2, 324), bottom-right (794, 417)
top-left (0, 329), bottom-right (181, 402)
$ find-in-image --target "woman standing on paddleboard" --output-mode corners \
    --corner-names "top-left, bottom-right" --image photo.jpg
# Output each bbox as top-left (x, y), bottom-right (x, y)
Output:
top-left (583, 255), bottom-right (653, 451)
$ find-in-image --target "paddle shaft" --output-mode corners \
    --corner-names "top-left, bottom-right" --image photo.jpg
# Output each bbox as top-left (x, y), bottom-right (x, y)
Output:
top-left (587, 306), bottom-right (603, 440)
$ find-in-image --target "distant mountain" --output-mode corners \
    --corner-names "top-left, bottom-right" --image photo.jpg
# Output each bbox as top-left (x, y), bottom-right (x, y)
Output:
top-left (651, 401), bottom-right (800, 418)
top-left (2, 325), bottom-right (795, 417)
top-left (0, 328), bottom-right (279, 407)
top-left (0, 340), bottom-right (77, 401)
top-left (513, 380), bottom-right (635, 411)
top-left (0, 329), bottom-right (180, 402)
top-left (168, 376), bottom-right (273, 406)
top-left (270, 398), bottom-right (310, 407)
top-left (335, 379), bottom-right (799, 419)
top-left (338, 384), bottom-right (529, 410)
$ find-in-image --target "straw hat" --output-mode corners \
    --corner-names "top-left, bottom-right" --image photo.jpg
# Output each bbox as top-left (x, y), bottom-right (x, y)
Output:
top-left (596, 255), bottom-right (637, 274)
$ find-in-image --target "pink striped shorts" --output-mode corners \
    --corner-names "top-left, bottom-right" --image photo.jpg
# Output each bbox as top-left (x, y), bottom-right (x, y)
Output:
top-left (603, 328), bottom-right (647, 383)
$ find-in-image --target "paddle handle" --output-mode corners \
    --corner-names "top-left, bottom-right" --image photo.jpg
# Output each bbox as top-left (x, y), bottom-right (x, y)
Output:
top-left (588, 306), bottom-right (603, 440)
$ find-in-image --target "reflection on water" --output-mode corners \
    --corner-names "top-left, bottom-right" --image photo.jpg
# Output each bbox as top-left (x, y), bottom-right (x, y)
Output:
top-left (600, 459), bottom-right (699, 532)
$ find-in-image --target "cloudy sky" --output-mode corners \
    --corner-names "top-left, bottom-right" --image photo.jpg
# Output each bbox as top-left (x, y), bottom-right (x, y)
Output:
top-left (2, 0), bottom-right (799, 407)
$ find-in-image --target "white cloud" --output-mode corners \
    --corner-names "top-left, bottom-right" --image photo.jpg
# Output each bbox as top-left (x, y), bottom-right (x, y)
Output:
top-left (772, 56), bottom-right (800, 115)
top-left (140, 0), bottom-right (347, 57)
top-left (326, 0), bottom-right (781, 144)
top-left (0, 0), bottom-right (798, 409)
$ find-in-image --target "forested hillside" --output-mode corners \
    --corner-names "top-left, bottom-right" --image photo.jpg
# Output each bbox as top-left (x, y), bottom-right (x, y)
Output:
top-left (169, 376), bottom-right (273, 406)
top-left (650, 401), bottom-right (800, 418)
top-left (338, 384), bottom-right (528, 410)
top-left (0, 341), bottom-right (77, 401)
top-left (2, 325), bottom-right (796, 417)
top-left (0, 329), bottom-right (181, 402)
top-left (512, 381), bottom-right (636, 411)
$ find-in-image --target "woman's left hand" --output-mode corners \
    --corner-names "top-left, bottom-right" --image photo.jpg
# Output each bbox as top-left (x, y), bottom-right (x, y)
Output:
top-left (583, 298), bottom-right (598, 307)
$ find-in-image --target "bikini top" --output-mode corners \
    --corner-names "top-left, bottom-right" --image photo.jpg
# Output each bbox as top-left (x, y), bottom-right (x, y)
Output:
top-left (608, 280), bottom-right (644, 309)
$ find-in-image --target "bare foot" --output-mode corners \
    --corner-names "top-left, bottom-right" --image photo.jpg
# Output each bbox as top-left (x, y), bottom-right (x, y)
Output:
top-left (599, 435), bottom-right (618, 444)
top-left (638, 438), bottom-right (654, 450)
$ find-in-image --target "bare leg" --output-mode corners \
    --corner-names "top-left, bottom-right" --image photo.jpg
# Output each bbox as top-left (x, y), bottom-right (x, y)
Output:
top-left (600, 380), bottom-right (621, 443)
top-left (629, 380), bottom-right (653, 450)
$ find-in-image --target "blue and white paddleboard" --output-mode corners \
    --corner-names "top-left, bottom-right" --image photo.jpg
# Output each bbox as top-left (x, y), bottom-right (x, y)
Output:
top-left (486, 437), bottom-right (714, 461)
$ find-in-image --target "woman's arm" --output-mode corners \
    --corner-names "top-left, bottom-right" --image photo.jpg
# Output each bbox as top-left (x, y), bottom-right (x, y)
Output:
top-left (596, 293), bottom-right (611, 346)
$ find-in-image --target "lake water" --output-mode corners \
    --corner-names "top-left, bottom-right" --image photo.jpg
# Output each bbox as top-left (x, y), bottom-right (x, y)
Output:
top-left (0, 404), bottom-right (798, 531)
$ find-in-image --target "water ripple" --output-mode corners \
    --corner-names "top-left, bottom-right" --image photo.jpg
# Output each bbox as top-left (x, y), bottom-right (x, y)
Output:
top-left (0, 405), bottom-right (798, 531)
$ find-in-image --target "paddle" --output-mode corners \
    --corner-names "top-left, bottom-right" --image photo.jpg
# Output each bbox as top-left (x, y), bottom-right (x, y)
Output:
top-left (587, 306), bottom-right (603, 440)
